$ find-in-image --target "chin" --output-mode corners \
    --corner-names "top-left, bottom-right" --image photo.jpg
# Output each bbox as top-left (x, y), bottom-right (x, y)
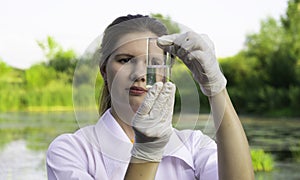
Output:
top-left (129, 102), bottom-right (142, 113)
top-left (131, 104), bottom-right (141, 113)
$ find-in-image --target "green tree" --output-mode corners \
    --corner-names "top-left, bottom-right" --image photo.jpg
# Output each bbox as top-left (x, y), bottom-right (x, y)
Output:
top-left (37, 36), bottom-right (77, 74)
top-left (231, 0), bottom-right (300, 116)
top-left (281, 0), bottom-right (300, 85)
top-left (281, 0), bottom-right (300, 58)
top-left (245, 17), bottom-right (287, 86)
top-left (281, 0), bottom-right (300, 115)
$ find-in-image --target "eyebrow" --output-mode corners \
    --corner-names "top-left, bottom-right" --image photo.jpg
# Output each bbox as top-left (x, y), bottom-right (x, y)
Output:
top-left (114, 53), bottom-right (134, 57)
top-left (113, 53), bottom-right (134, 58)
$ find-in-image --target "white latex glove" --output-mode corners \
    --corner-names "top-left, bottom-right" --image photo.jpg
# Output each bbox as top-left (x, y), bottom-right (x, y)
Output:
top-left (157, 31), bottom-right (227, 96)
top-left (131, 82), bottom-right (175, 162)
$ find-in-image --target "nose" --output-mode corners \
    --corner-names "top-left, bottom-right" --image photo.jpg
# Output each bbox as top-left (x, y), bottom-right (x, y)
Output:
top-left (130, 58), bottom-right (146, 82)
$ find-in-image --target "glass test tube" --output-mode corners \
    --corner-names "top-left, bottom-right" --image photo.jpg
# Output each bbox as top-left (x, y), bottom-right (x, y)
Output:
top-left (146, 38), bottom-right (171, 88)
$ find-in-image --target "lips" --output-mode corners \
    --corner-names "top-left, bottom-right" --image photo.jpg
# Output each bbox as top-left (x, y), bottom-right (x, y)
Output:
top-left (128, 86), bottom-right (148, 95)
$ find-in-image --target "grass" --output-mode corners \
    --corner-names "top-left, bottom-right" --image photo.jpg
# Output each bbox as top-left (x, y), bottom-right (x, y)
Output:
top-left (251, 149), bottom-right (274, 172)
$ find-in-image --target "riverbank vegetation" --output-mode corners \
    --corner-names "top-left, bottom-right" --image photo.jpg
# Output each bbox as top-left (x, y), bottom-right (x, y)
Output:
top-left (251, 149), bottom-right (274, 172)
top-left (1, 1), bottom-right (300, 117)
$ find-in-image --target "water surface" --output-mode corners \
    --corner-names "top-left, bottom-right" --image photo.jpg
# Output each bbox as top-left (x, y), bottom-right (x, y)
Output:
top-left (0, 112), bottom-right (299, 179)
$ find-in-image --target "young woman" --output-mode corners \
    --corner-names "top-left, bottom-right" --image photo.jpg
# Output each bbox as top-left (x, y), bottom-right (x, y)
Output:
top-left (46, 14), bottom-right (254, 180)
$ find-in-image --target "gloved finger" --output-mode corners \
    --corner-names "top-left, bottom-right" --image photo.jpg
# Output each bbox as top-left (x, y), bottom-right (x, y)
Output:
top-left (188, 50), bottom-right (216, 69)
top-left (175, 33), bottom-right (215, 61)
top-left (154, 97), bottom-right (174, 137)
top-left (158, 32), bottom-right (197, 49)
top-left (136, 82), bottom-right (163, 115)
top-left (158, 32), bottom-right (214, 51)
top-left (158, 33), bottom-right (190, 56)
top-left (160, 98), bottom-right (175, 124)
top-left (179, 32), bottom-right (212, 52)
top-left (157, 34), bottom-right (179, 46)
top-left (173, 32), bottom-right (195, 50)
top-left (158, 32), bottom-right (203, 61)
top-left (151, 82), bottom-right (176, 117)
top-left (157, 34), bottom-right (179, 55)
top-left (153, 85), bottom-right (175, 129)
top-left (199, 33), bottom-right (215, 51)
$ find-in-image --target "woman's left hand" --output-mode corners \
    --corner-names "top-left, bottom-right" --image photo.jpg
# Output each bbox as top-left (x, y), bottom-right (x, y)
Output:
top-left (131, 82), bottom-right (176, 162)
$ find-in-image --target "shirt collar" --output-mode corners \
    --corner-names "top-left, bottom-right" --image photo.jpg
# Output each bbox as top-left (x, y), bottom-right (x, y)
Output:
top-left (94, 109), bottom-right (194, 169)
top-left (164, 129), bottom-right (195, 169)
top-left (94, 109), bottom-right (133, 163)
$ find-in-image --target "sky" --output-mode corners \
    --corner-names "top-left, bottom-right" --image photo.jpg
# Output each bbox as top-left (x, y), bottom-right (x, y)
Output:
top-left (0, 0), bottom-right (288, 69)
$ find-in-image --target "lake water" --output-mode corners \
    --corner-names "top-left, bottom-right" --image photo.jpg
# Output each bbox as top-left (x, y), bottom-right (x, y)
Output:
top-left (0, 111), bottom-right (299, 179)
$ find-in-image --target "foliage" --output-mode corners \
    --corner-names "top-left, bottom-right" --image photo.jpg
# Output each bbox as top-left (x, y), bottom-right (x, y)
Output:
top-left (0, 37), bottom-right (78, 111)
top-left (219, 0), bottom-right (300, 116)
top-left (245, 17), bottom-right (297, 88)
top-left (0, 59), bottom-right (12, 75)
top-left (150, 13), bottom-right (181, 34)
top-left (1, 5), bottom-right (300, 117)
top-left (37, 36), bottom-right (78, 78)
top-left (281, 0), bottom-right (300, 58)
top-left (251, 149), bottom-right (274, 172)
top-left (25, 64), bottom-right (56, 88)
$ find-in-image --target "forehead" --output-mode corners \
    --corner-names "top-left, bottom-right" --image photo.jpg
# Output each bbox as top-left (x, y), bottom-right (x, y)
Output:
top-left (113, 32), bottom-right (162, 55)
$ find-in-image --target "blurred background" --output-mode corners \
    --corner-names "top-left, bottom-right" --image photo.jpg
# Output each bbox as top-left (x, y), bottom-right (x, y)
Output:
top-left (0, 0), bottom-right (299, 179)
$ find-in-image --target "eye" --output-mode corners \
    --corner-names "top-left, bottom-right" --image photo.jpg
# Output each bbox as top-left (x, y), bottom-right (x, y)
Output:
top-left (118, 57), bottom-right (133, 64)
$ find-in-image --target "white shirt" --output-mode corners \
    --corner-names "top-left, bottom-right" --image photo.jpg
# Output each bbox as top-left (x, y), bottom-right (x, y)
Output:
top-left (46, 109), bottom-right (218, 180)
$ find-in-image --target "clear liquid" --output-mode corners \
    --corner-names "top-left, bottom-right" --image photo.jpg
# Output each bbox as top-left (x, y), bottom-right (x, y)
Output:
top-left (146, 65), bottom-right (170, 88)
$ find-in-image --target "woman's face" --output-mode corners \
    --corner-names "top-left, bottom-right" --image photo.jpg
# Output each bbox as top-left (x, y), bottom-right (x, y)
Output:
top-left (104, 32), bottom-right (164, 121)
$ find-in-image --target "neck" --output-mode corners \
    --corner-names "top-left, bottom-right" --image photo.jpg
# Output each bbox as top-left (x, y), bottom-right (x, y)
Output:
top-left (110, 108), bottom-right (135, 142)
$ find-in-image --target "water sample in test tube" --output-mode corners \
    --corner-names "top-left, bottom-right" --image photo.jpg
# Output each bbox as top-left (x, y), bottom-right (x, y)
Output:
top-left (146, 38), bottom-right (172, 89)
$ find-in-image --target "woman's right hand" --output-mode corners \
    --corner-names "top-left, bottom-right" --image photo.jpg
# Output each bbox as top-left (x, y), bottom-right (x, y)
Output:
top-left (157, 31), bottom-right (227, 96)
top-left (131, 82), bottom-right (176, 162)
